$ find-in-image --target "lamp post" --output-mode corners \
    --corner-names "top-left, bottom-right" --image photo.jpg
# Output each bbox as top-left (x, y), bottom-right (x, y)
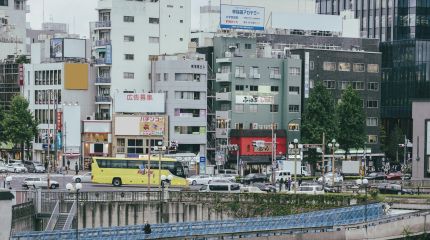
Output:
top-left (66, 182), bottom-right (82, 240)
top-left (160, 174), bottom-right (173, 223)
top-left (356, 178), bottom-right (369, 235)
top-left (327, 139), bottom-right (340, 186)
top-left (289, 139), bottom-right (302, 193)
top-left (153, 141), bottom-right (167, 192)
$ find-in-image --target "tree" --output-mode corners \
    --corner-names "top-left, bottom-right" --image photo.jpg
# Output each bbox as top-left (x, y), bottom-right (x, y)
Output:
top-left (3, 96), bottom-right (38, 160)
top-left (336, 86), bottom-right (366, 159)
top-left (15, 55), bottom-right (30, 64)
top-left (301, 81), bottom-right (338, 171)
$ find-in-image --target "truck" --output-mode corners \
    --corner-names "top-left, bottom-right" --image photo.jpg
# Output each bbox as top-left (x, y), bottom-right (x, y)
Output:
top-left (341, 160), bottom-right (361, 176)
top-left (277, 160), bottom-right (310, 177)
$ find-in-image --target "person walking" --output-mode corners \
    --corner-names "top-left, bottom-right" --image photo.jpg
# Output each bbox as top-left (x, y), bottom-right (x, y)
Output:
top-left (75, 162), bottom-right (79, 175)
top-left (144, 220), bottom-right (152, 234)
top-left (279, 178), bottom-right (284, 192)
top-left (287, 178), bottom-right (291, 191)
top-left (67, 160), bottom-right (70, 171)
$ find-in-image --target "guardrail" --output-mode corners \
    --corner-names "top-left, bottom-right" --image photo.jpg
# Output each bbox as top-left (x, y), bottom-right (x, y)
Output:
top-left (45, 201), bottom-right (59, 231)
top-left (63, 201), bottom-right (76, 230)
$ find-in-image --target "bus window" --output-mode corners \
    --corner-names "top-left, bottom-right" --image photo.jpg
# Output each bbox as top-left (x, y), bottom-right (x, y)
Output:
top-left (174, 162), bottom-right (185, 177)
top-left (127, 160), bottom-right (143, 169)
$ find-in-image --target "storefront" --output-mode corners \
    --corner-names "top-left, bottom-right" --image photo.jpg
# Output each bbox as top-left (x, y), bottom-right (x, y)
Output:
top-left (82, 120), bottom-right (112, 170)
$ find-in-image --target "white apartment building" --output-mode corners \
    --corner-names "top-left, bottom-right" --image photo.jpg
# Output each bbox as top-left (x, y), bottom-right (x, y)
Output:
top-left (90, 0), bottom-right (191, 120)
top-left (154, 53), bottom-right (207, 157)
top-left (0, 0), bottom-right (27, 59)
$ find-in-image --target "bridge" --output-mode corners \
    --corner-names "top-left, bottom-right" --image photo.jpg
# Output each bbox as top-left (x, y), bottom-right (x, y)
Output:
top-left (12, 203), bottom-right (386, 239)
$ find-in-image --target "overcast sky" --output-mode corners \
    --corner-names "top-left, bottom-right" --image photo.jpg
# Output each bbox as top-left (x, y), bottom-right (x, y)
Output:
top-left (27, 0), bottom-right (205, 37)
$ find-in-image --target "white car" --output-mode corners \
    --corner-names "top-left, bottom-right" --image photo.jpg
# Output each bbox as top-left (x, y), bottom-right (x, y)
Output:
top-left (7, 163), bottom-right (28, 173)
top-left (318, 173), bottom-right (344, 184)
top-left (73, 172), bottom-right (92, 183)
top-left (0, 162), bottom-right (7, 173)
top-left (22, 177), bottom-right (59, 189)
top-left (187, 175), bottom-right (213, 185)
top-left (213, 174), bottom-right (237, 182)
top-left (34, 164), bottom-right (46, 173)
top-left (296, 185), bottom-right (325, 195)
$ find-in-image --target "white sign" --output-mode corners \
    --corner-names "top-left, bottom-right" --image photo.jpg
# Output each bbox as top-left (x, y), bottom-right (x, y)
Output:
top-left (114, 93), bottom-right (165, 113)
top-left (63, 105), bottom-right (81, 153)
top-left (236, 95), bottom-right (274, 105)
top-left (220, 4), bottom-right (265, 31)
top-left (305, 52), bottom-right (310, 98)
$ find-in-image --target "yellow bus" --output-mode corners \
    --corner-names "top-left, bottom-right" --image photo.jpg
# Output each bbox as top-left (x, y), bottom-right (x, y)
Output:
top-left (91, 156), bottom-right (188, 187)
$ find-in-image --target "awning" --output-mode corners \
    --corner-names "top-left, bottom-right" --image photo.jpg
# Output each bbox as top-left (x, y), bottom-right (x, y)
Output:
top-left (240, 155), bottom-right (272, 165)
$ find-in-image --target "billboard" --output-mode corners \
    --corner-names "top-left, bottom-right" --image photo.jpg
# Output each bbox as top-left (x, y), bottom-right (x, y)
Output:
top-left (220, 4), bottom-right (265, 31)
top-left (115, 115), bottom-right (167, 137)
top-left (114, 92), bottom-right (165, 113)
top-left (139, 116), bottom-right (166, 136)
top-left (50, 38), bottom-right (64, 58)
top-left (50, 38), bottom-right (86, 59)
top-left (236, 95), bottom-right (274, 105)
top-left (63, 105), bottom-right (81, 153)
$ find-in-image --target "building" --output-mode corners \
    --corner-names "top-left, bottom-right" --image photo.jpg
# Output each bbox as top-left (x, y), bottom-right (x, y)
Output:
top-left (0, 61), bottom-right (20, 111)
top-left (290, 48), bottom-right (382, 156)
top-left (0, 0), bottom-right (27, 60)
top-left (90, 0), bottom-right (191, 120)
top-left (208, 36), bottom-right (302, 167)
top-left (412, 100), bottom-right (430, 181)
top-left (42, 22), bottom-right (69, 33)
top-left (316, 0), bottom-right (430, 142)
top-left (154, 53), bottom-right (207, 157)
top-left (26, 22), bottom-right (77, 54)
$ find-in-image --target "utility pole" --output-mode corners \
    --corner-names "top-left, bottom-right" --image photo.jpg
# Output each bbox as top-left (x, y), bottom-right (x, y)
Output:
top-left (404, 135), bottom-right (407, 166)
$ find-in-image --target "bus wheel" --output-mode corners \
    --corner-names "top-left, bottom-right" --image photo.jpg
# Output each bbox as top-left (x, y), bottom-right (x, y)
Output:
top-left (112, 178), bottom-right (122, 187)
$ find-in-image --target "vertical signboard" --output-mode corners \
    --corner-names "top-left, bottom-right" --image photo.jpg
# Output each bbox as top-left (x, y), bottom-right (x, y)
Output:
top-left (220, 5), bottom-right (265, 31)
top-left (105, 45), bottom-right (112, 64)
top-left (56, 112), bottom-right (63, 131)
top-left (304, 52), bottom-right (310, 98)
top-left (50, 38), bottom-right (64, 58)
top-left (199, 156), bottom-right (206, 175)
top-left (18, 64), bottom-right (24, 86)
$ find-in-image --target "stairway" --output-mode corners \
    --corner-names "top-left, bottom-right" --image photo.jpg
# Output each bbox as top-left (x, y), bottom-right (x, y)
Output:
top-left (53, 214), bottom-right (69, 230)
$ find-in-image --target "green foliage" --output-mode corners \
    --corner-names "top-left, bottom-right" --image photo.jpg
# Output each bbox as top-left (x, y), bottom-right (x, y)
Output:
top-left (15, 55), bottom-right (30, 64)
top-left (3, 96), bottom-right (38, 160)
top-left (0, 109), bottom-right (5, 144)
top-left (336, 86), bottom-right (366, 157)
top-left (301, 82), bottom-right (338, 167)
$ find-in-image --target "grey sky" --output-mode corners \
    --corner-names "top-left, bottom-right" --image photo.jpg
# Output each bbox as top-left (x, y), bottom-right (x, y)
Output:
top-left (27, 0), bottom-right (206, 37)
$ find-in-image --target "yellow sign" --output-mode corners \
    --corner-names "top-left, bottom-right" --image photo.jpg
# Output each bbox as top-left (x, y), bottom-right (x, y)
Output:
top-left (139, 116), bottom-right (165, 136)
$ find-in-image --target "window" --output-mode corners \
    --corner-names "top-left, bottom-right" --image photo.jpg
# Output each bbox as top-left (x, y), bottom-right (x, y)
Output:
top-left (123, 72), bottom-right (134, 79)
top-left (288, 123), bottom-right (300, 131)
top-left (235, 104), bottom-right (244, 113)
top-left (249, 105), bottom-right (258, 113)
top-left (180, 20), bottom-right (183, 23)
top-left (0, 0), bottom-right (8, 6)
top-left (221, 65), bottom-right (230, 73)
top-left (340, 81), bottom-right (349, 90)
top-left (174, 126), bottom-right (205, 135)
top-left (123, 16), bottom-right (135, 22)
top-left (235, 66), bottom-right (246, 78)
top-left (249, 67), bottom-right (260, 78)
top-left (250, 85), bottom-right (258, 91)
top-left (234, 123), bottom-right (244, 129)
top-left (338, 62), bottom-right (351, 71)
top-left (289, 86), bottom-right (300, 94)
top-left (270, 67), bottom-right (281, 79)
top-left (353, 63), bottom-right (365, 72)
top-left (367, 64), bottom-right (379, 73)
top-left (235, 85), bottom-right (244, 91)
top-left (245, 43), bottom-right (252, 49)
top-left (368, 135), bottom-right (378, 144)
top-left (179, 38), bottom-right (183, 41)
top-left (175, 91), bottom-right (201, 100)
top-left (270, 105), bottom-right (279, 113)
top-left (289, 67), bottom-right (301, 76)
top-left (366, 117), bottom-right (378, 126)
top-left (368, 82), bottom-right (379, 91)
top-left (125, 54), bottom-right (134, 60)
top-left (166, 4), bottom-right (173, 8)
top-left (310, 61), bottom-right (314, 70)
top-left (352, 81), bottom-right (365, 90)
top-left (271, 86), bottom-right (279, 92)
top-left (149, 17), bottom-right (159, 24)
top-left (124, 35), bottom-right (135, 42)
top-left (323, 62), bottom-right (336, 71)
top-left (164, 73), bottom-right (168, 81)
top-left (289, 105), bottom-right (299, 113)
top-left (323, 80), bottom-right (336, 89)
top-left (367, 100), bottom-right (378, 108)
top-left (149, 36), bottom-right (159, 43)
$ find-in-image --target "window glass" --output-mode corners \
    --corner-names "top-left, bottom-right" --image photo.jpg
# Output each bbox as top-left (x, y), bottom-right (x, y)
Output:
top-left (338, 62), bottom-right (351, 71)
top-left (368, 64), bottom-right (379, 73)
top-left (323, 62), bottom-right (336, 71)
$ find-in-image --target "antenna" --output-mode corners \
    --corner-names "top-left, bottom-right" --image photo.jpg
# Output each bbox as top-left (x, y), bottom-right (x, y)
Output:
top-left (42, 0), bottom-right (45, 23)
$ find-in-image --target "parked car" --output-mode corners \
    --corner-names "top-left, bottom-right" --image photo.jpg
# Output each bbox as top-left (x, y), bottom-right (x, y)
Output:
top-left (365, 172), bottom-right (386, 180)
top-left (240, 186), bottom-right (266, 193)
top-left (22, 177), bottom-right (59, 189)
top-left (7, 163), bottom-right (28, 173)
top-left (317, 173), bottom-right (343, 184)
top-left (213, 174), bottom-right (237, 182)
top-left (296, 185), bottom-right (325, 195)
top-left (253, 183), bottom-right (277, 193)
top-left (199, 182), bottom-right (241, 193)
top-left (242, 173), bottom-right (269, 184)
top-left (0, 162), bottom-right (7, 173)
top-left (34, 164), bottom-right (46, 173)
top-left (386, 172), bottom-right (402, 180)
top-left (274, 170), bottom-right (291, 183)
top-left (73, 172), bottom-right (92, 183)
top-left (377, 183), bottom-right (413, 195)
top-left (186, 175), bottom-right (213, 185)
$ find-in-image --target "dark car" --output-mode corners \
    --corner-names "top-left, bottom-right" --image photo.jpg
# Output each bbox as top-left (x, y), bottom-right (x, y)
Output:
top-left (253, 183), bottom-right (277, 193)
top-left (23, 161), bottom-right (36, 173)
top-left (365, 172), bottom-right (386, 180)
top-left (242, 173), bottom-right (269, 184)
top-left (377, 183), bottom-right (413, 195)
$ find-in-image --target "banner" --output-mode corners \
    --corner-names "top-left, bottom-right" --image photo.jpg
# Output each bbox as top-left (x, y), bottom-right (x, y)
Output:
top-left (236, 95), bottom-right (274, 105)
top-left (220, 4), bottom-right (265, 30)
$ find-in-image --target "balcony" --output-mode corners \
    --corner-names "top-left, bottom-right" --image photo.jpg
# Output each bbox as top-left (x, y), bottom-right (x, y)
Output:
top-left (95, 96), bottom-right (112, 104)
top-left (216, 110), bottom-right (231, 120)
top-left (235, 72), bottom-right (247, 78)
top-left (93, 21), bottom-right (111, 29)
top-left (94, 58), bottom-right (111, 65)
top-left (216, 72), bottom-right (231, 82)
top-left (216, 128), bottom-right (228, 139)
top-left (95, 77), bottom-right (112, 85)
top-left (216, 58), bottom-right (232, 63)
top-left (216, 92), bottom-right (232, 101)
top-left (251, 73), bottom-right (261, 79)
top-left (95, 113), bottom-right (111, 120)
top-left (95, 39), bottom-right (112, 47)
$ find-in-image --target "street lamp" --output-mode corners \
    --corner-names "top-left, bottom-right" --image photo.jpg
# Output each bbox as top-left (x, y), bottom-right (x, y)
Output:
top-left (66, 182), bottom-right (82, 240)
top-left (289, 139), bottom-right (303, 193)
top-left (153, 141), bottom-right (167, 192)
top-left (327, 139), bottom-right (340, 186)
top-left (356, 178), bottom-right (369, 233)
top-left (159, 174), bottom-right (173, 224)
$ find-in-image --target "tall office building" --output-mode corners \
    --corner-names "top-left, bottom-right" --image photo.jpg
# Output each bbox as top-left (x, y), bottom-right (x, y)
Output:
top-left (0, 0), bottom-right (27, 60)
top-left (90, 0), bottom-right (191, 120)
top-left (316, 0), bottom-right (430, 138)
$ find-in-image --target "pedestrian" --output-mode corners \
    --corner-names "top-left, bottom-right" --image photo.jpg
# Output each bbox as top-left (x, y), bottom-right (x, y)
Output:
top-left (144, 220), bottom-right (151, 234)
top-left (287, 178), bottom-right (291, 191)
top-left (279, 178), bottom-right (284, 192)
top-left (298, 178), bottom-right (303, 186)
top-left (67, 160), bottom-right (70, 171)
top-left (75, 162), bottom-right (79, 175)
top-left (44, 161), bottom-right (48, 172)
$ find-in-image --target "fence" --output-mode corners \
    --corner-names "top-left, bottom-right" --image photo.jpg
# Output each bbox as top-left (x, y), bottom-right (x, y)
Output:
top-left (11, 201), bottom-right (35, 235)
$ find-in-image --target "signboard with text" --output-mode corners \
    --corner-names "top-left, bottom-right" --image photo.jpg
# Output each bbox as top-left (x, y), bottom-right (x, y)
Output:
top-left (199, 156), bottom-right (206, 175)
top-left (139, 116), bottom-right (166, 136)
top-left (236, 95), bottom-right (274, 105)
top-left (220, 4), bottom-right (265, 30)
top-left (114, 92), bottom-right (165, 113)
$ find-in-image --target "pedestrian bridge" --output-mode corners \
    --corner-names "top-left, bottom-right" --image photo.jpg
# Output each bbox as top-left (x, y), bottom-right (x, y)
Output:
top-left (12, 203), bottom-right (385, 239)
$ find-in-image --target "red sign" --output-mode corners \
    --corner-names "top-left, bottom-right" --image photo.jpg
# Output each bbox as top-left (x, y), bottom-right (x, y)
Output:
top-left (126, 93), bottom-right (153, 101)
top-left (18, 64), bottom-right (24, 86)
top-left (56, 112), bottom-right (62, 131)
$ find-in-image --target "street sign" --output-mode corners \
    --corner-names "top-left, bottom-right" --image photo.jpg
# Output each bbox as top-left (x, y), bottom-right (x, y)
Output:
top-left (199, 156), bottom-right (206, 175)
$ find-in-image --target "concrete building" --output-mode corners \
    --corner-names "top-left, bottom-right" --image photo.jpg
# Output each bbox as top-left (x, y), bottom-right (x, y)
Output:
top-left (0, 0), bottom-right (27, 60)
top-left (412, 101), bottom-right (430, 181)
top-left (154, 53), bottom-right (207, 157)
top-left (42, 22), bottom-right (69, 33)
top-left (0, 61), bottom-right (20, 111)
top-left (90, 0), bottom-right (191, 120)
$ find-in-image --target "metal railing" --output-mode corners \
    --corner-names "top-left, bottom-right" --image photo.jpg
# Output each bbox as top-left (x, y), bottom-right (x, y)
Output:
top-left (94, 21), bottom-right (111, 28)
top-left (95, 96), bottom-right (112, 103)
top-left (45, 201), bottom-right (60, 231)
top-left (63, 201), bottom-right (76, 230)
top-left (95, 77), bottom-right (111, 84)
top-left (93, 58), bottom-right (111, 65)
top-left (95, 39), bottom-right (111, 47)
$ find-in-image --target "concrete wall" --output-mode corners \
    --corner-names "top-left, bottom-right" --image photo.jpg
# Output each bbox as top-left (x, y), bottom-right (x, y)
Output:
top-left (0, 190), bottom-right (14, 240)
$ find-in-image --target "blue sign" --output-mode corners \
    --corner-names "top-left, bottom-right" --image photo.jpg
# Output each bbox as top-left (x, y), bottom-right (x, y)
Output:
top-left (199, 156), bottom-right (206, 175)
top-left (105, 45), bottom-right (112, 64)
top-left (56, 132), bottom-right (62, 149)
top-left (42, 144), bottom-right (55, 151)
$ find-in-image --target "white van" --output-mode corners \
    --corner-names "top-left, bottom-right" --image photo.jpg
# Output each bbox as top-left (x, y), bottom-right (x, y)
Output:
top-left (296, 185), bottom-right (324, 195)
top-left (275, 170), bottom-right (291, 182)
top-left (199, 182), bottom-right (241, 193)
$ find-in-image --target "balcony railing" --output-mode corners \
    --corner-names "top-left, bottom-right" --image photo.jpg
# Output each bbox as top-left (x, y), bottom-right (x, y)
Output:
top-left (94, 58), bottom-right (111, 65)
top-left (95, 77), bottom-right (111, 84)
top-left (95, 113), bottom-right (111, 120)
top-left (95, 96), bottom-right (112, 103)
top-left (95, 39), bottom-right (112, 47)
top-left (94, 21), bottom-right (111, 28)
